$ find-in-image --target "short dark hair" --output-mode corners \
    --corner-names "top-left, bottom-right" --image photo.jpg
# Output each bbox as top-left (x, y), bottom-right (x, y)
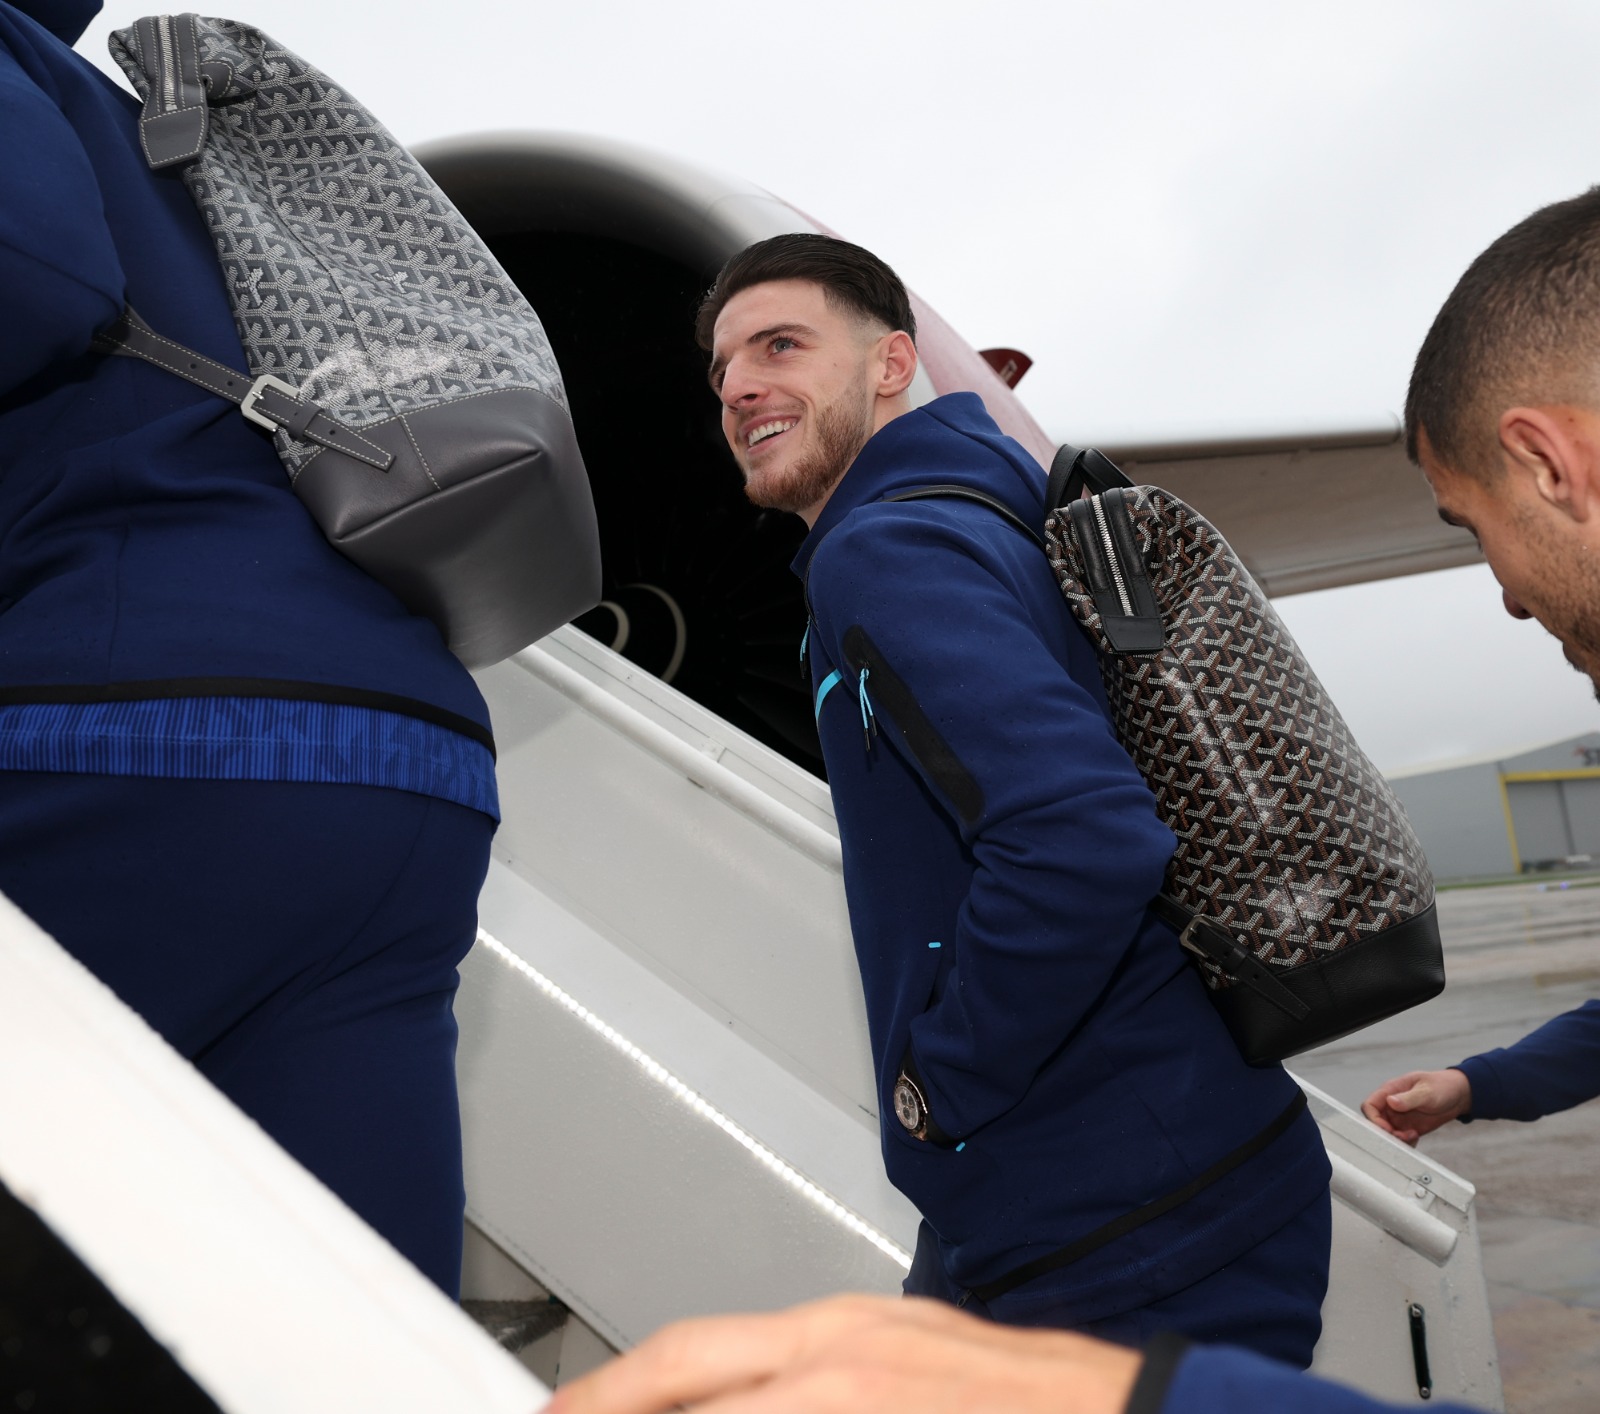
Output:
top-left (694, 233), bottom-right (916, 351)
top-left (1406, 186), bottom-right (1600, 478)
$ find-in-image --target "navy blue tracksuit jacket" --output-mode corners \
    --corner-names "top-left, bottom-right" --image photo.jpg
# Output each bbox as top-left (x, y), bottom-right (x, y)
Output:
top-left (797, 393), bottom-right (1330, 1328)
top-left (1135, 1338), bottom-right (1487, 1413)
top-left (0, 0), bottom-right (495, 1292)
top-left (1458, 999), bottom-right (1600, 1120)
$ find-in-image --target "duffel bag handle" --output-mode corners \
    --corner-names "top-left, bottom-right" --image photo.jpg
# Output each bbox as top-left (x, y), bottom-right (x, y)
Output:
top-left (128, 14), bottom-right (254, 170)
top-left (1047, 443), bottom-right (1133, 512)
top-left (131, 14), bottom-right (210, 169)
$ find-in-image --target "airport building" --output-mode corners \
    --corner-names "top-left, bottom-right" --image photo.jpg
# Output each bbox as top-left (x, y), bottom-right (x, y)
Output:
top-left (1389, 730), bottom-right (1600, 881)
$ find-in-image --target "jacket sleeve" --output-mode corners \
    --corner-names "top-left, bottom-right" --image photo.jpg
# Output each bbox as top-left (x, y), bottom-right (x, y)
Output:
top-left (1456, 998), bottom-right (1600, 1123)
top-left (0, 35), bottom-right (125, 395)
top-left (1135, 1343), bottom-right (1489, 1414)
top-left (810, 507), bottom-right (1177, 1137)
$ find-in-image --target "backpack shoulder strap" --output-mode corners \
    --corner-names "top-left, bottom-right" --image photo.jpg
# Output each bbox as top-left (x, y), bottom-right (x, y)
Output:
top-left (882, 485), bottom-right (1045, 549)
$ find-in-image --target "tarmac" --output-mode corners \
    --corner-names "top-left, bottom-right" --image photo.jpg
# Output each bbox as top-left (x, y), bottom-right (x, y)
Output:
top-left (1294, 877), bottom-right (1600, 1414)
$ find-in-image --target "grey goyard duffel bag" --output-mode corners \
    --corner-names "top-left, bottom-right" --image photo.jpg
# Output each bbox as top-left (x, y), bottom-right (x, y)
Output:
top-left (95, 13), bottom-right (600, 668)
top-left (1043, 446), bottom-right (1444, 1063)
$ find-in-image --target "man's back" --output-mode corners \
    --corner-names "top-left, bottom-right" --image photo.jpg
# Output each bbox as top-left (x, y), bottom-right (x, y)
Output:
top-left (0, 0), bottom-right (487, 726)
top-left (0, 0), bottom-right (501, 1293)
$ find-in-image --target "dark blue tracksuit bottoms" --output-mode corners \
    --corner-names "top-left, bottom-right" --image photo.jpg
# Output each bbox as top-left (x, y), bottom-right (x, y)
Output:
top-left (0, 771), bottom-right (493, 1295)
top-left (906, 1188), bottom-right (1332, 1368)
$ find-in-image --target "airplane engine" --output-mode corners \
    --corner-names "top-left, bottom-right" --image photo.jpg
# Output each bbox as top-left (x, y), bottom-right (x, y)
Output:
top-left (417, 132), bottom-right (1053, 776)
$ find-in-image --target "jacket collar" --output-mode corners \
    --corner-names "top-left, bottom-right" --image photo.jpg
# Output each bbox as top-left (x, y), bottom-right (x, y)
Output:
top-left (790, 392), bottom-right (1024, 582)
top-left (11, 0), bottom-right (101, 45)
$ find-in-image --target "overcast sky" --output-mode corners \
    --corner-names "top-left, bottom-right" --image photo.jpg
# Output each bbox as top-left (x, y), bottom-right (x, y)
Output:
top-left (77, 0), bottom-right (1600, 773)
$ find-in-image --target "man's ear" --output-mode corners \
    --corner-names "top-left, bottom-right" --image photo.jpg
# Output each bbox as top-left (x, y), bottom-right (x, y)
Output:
top-left (875, 330), bottom-right (918, 400)
top-left (1499, 406), bottom-right (1600, 523)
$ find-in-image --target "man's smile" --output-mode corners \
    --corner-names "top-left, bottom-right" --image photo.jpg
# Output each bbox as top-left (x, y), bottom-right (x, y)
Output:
top-left (745, 417), bottom-right (797, 451)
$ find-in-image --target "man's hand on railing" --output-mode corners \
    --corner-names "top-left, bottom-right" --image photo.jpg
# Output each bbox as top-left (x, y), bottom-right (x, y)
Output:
top-left (1361, 1069), bottom-right (1473, 1145)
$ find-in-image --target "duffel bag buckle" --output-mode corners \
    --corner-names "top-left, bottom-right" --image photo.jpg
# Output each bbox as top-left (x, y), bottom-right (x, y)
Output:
top-left (240, 374), bottom-right (301, 430)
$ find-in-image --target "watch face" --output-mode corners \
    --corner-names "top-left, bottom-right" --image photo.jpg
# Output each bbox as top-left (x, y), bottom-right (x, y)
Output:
top-left (893, 1076), bottom-right (923, 1132)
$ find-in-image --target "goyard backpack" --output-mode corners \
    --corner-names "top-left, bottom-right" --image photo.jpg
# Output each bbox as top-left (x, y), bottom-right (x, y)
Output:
top-left (1040, 446), bottom-right (1445, 1063)
top-left (94, 14), bottom-right (600, 668)
top-left (893, 448), bottom-right (1445, 1065)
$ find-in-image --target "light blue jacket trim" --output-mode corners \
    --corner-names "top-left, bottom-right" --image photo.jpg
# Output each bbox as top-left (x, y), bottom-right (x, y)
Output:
top-left (813, 669), bottom-right (842, 720)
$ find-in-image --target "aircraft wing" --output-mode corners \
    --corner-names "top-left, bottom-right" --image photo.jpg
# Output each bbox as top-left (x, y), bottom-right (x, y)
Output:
top-left (1095, 425), bottom-right (1482, 598)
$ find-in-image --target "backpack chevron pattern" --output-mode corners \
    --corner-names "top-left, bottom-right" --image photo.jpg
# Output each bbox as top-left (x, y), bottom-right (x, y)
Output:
top-left (108, 15), bottom-right (567, 481)
top-left (1046, 486), bottom-right (1434, 994)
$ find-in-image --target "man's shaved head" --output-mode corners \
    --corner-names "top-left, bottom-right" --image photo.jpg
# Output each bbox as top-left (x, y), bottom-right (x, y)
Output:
top-left (1406, 186), bottom-right (1600, 479)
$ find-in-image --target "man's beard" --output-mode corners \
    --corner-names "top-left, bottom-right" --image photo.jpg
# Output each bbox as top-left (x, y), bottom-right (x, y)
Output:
top-left (1541, 576), bottom-right (1600, 702)
top-left (1513, 508), bottom-right (1600, 701)
top-left (743, 392), bottom-right (875, 515)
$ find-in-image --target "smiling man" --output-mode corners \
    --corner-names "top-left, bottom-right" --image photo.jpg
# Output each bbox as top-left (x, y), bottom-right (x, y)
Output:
top-left (706, 259), bottom-right (913, 521)
top-left (696, 235), bottom-right (1332, 1362)
top-left (1364, 188), bottom-right (1600, 1149)
top-left (548, 196), bottom-right (1600, 1414)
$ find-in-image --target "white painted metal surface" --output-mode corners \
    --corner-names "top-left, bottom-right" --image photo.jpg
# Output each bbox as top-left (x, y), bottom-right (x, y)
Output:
top-left (1308, 1083), bottom-right (1503, 1409)
top-left (462, 628), bottom-right (916, 1348)
top-left (462, 626), bottom-right (1505, 1407)
top-left (0, 893), bottom-right (545, 1414)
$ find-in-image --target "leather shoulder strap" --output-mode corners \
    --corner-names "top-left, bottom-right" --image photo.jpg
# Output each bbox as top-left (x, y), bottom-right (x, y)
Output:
top-left (92, 307), bottom-right (393, 471)
top-left (882, 485), bottom-right (1045, 549)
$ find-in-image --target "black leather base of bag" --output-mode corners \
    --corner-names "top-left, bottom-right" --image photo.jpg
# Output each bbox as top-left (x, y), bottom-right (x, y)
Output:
top-left (1211, 904), bottom-right (1446, 1065)
top-left (294, 389), bottom-right (601, 668)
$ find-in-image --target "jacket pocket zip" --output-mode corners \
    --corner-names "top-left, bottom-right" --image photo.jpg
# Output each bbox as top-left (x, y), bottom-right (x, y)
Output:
top-left (841, 625), bottom-right (986, 825)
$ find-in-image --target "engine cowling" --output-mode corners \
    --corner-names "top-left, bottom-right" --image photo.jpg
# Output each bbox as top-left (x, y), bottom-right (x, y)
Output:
top-left (417, 132), bottom-right (1051, 776)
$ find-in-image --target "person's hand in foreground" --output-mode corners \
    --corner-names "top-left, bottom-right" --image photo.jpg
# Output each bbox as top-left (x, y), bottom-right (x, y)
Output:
top-left (546, 1293), bottom-right (1142, 1414)
top-left (1361, 1068), bottom-right (1473, 1145)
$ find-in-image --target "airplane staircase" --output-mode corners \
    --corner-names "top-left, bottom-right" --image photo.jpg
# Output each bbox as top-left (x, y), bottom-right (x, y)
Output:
top-left (456, 626), bottom-right (1506, 1407)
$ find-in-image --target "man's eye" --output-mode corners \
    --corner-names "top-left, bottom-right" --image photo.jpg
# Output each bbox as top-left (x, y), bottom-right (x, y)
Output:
top-left (771, 336), bottom-right (797, 353)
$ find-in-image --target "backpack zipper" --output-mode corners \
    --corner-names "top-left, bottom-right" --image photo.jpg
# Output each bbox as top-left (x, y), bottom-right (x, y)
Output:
top-left (1065, 490), bottom-right (1165, 655)
top-left (158, 13), bottom-right (178, 111)
top-left (1091, 494), bottom-right (1135, 618)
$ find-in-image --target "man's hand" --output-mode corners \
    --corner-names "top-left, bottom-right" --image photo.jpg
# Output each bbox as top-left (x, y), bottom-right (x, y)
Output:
top-left (1361, 1069), bottom-right (1473, 1145)
top-left (545, 1293), bottom-right (1142, 1414)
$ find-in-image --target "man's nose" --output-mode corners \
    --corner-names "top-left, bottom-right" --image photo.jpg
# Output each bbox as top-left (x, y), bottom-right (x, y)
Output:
top-left (719, 357), bottom-right (764, 408)
top-left (1503, 589), bottom-right (1534, 620)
